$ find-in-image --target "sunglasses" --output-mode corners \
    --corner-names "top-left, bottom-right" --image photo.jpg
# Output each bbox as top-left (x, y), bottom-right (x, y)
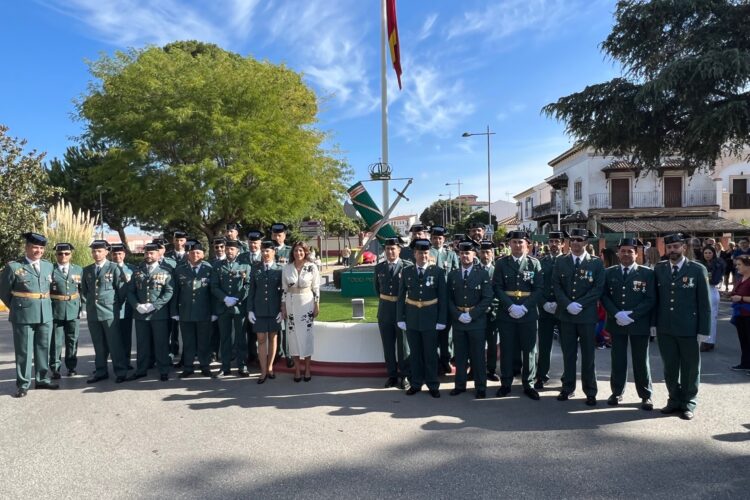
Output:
top-left (214, 245), bottom-right (225, 249)
top-left (569, 238), bottom-right (585, 243)
top-left (56, 252), bottom-right (71, 256)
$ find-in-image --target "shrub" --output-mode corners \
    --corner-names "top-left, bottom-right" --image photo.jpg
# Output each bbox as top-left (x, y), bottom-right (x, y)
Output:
top-left (40, 200), bottom-right (97, 268)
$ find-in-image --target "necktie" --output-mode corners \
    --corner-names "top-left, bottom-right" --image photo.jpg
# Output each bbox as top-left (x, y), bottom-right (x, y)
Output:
top-left (96, 265), bottom-right (101, 277)
top-left (388, 263), bottom-right (394, 275)
top-left (193, 266), bottom-right (199, 275)
top-left (672, 265), bottom-right (678, 278)
top-left (623, 267), bottom-right (629, 278)
top-left (464, 269), bottom-right (469, 281)
top-left (574, 257), bottom-right (580, 270)
top-left (418, 268), bottom-right (424, 279)
top-left (32, 262), bottom-right (39, 274)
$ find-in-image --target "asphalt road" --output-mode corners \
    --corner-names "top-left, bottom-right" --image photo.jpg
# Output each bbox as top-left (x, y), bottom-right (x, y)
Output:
top-left (1, 304), bottom-right (749, 499)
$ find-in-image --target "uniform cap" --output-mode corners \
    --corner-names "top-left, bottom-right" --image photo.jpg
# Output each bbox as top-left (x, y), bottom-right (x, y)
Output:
top-left (109, 243), bottom-right (126, 252)
top-left (23, 232), bottom-right (47, 246)
top-left (89, 240), bottom-right (110, 250)
top-left (663, 233), bottom-right (686, 244)
top-left (225, 239), bottom-right (241, 248)
top-left (54, 242), bottom-right (75, 252)
top-left (411, 239), bottom-right (431, 251)
top-left (271, 223), bottom-right (287, 233)
top-left (246, 230), bottom-right (263, 241)
top-left (429, 225), bottom-right (447, 236)
top-left (261, 240), bottom-right (276, 250)
top-left (617, 238), bottom-right (643, 248)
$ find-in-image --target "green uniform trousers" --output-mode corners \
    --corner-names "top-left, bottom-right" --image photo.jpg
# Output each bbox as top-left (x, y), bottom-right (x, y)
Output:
top-left (559, 321), bottom-right (598, 397)
top-left (134, 320), bottom-right (170, 376)
top-left (219, 314), bottom-right (247, 372)
top-left (120, 318), bottom-right (133, 368)
top-left (13, 322), bottom-right (52, 390)
top-left (406, 328), bottom-right (439, 391)
top-left (657, 334), bottom-right (700, 412)
top-left (485, 317), bottom-right (498, 374)
top-left (378, 320), bottom-right (410, 379)
top-left (536, 315), bottom-right (559, 384)
top-left (610, 334), bottom-right (652, 399)
top-left (88, 318), bottom-right (128, 378)
top-left (180, 320), bottom-right (212, 372)
top-left (453, 326), bottom-right (486, 390)
top-left (499, 321), bottom-right (537, 388)
top-left (50, 319), bottom-right (79, 372)
top-left (438, 324), bottom-right (452, 367)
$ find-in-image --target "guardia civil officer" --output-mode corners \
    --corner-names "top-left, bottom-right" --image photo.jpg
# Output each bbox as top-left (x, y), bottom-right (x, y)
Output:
top-left (209, 237), bottom-right (227, 360)
top-left (535, 231), bottom-right (565, 389)
top-left (551, 228), bottom-right (605, 406)
top-left (126, 243), bottom-right (174, 381)
top-left (49, 243), bottom-right (83, 378)
top-left (239, 229), bottom-right (264, 365)
top-left (171, 241), bottom-right (216, 378)
top-left (110, 243), bottom-right (135, 369)
top-left (226, 223), bottom-right (249, 254)
top-left (165, 231), bottom-right (188, 265)
top-left (247, 241), bottom-right (284, 383)
top-left (430, 225), bottom-right (459, 374)
top-left (271, 223), bottom-right (291, 264)
top-left (397, 239), bottom-right (447, 398)
top-left (0, 233), bottom-right (58, 397)
top-left (152, 238), bottom-right (177, 270)
top-left (374, 237), bottom-right (412, 389)
top-left (400, 224), bottom-right (429, 264)
top-left (152, 238), bottom-right (178, 362)
top-left (601, 238), bottom-right (656, 410)
top-left (211, 239), bottom-right (252, 377)
top-left (493, 231), bottom-right (544, 400)
top-left (654, 233), bottom-right (710, 420)
top-left (478, 240), bottom-right (500, 381)
top-left (81, 240), bottom-right (129, 384)
top-left (447, 240), bottom-right (493, 399)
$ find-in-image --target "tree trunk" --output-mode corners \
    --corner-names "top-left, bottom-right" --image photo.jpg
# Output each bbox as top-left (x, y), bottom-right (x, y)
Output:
top-left (110, 222), bottom-right (130, 255)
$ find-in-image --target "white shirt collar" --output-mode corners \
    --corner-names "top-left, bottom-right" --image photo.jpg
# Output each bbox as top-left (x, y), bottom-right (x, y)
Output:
top-left (671, 257), bottom-right (687, 271)
top-left (26, 257), bottom-right (40, 266)
top-left (462, 264), bottom-right (473, 274)
top-left (572, 252), bottom-right (589, 262)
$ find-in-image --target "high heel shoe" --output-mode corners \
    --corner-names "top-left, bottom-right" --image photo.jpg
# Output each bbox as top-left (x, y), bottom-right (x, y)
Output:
top-left (257, 375), bottom-right (267, 384)
top-left (304, 376), bottom-right (311, 382)
top-left (293, 375), bottom-right (302, 383)
top-left (268, 372), bottom-right (276, 379)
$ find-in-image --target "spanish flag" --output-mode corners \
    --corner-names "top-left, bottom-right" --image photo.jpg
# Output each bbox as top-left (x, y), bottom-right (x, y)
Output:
top-left (386, 0), bottom-right (402, 89)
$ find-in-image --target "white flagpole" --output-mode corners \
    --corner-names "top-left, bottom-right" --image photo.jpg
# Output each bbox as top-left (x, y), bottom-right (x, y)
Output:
top-left (380, 0), bottom-right (390, 214)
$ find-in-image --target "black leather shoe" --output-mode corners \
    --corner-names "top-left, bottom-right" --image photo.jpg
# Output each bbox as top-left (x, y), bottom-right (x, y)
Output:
top-left (35, 381), bottom-right (60, 390)
top-left (475, 390), bottom-right (486, 399)
top-left (201, 369), bottom-right (216, 378)
top-left (641, 398), bottom-right (654, 411)
top-left (661, 405), bottom-right (680, 414)
top-left (178, 371), bottom-right (194, 379)
top-left (173, 361), bottom-right (183, 368)
top-left (384, 377), bottom-right (398, 388)
top-left (496, 386), bottom-right (511, 398)
top-left (115, 376), bottom-right (126, 383)
top-left (238, 370), bottom-right (251, 378)
top-left (681, 410), bottom-right (695, 420)
top-left (524, 387), bottom-right (540, 400)
top-left (86, 375), bottom-right (108, 384)
top-left (406, 386), bottom-right (420, 396)
top-left (440, 362), bottom-right (452, 375)
top-left (257, 375), bottom-right (267, 384)
top-left (585, 396), bottom-right (597, 406)
top-left (557, 391), bottom-right (574, 401)
top-left (399, 378), bottom-right (410, 390)
top-left (51, 371), bottom-right (61, 380)
top-left (533, 380), bottom-right (544, 390)
top-left (221, 370), bottom-right (232, 377)
top-left (67, 369), bottom-right (77, 377)
top-left (607, 394), bottom-right (622, 406)
top-left (486, 372), bottom-right (500, 382)
top-left (15, 388), bottom-right (28, 398)
top-left (127, 373), bottom-right (147, 381)
top-left (428, 389), bottom-right (440, 398)
top-left (449, 388), bottom-right (466, 396)
top-left (160, 374), bottom-right (168, 382)
top-left (285, 357), bottom-right (294, 368)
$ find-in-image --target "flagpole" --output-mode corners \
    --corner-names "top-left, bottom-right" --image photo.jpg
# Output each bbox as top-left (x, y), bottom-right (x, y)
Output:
top-left (380, 0), bottom-right (389, 214)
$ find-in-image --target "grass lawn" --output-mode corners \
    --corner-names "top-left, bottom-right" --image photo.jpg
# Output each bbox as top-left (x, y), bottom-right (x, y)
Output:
top-left (318, 290), bottom-right (379, 323)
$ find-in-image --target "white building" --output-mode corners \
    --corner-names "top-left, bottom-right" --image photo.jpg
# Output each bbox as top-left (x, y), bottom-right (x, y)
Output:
top-left (513, 181), bottom-right (551, 233)
top-left (387, 214), bottom-right (418, 236)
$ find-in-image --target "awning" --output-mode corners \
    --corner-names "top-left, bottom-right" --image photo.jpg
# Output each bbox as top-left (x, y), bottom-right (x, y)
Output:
top-left (546, 173), bottom-right (568, 189)
top-left (598, 217), bottom-right (747, 234)
top-left (561, 210), bottom-right (588, 223)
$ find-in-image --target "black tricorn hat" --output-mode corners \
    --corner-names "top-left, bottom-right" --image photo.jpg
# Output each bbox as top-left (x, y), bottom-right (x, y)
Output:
top-left (89, 240), bottom-right (110, 250)
top-left (568, 228), bottom-right (595, 239)
top-left (54, 242), bottom-right (74, 252)
top-left (457, 239), bottom-right (479, 252)
top-left (617, 238), bottom-right (643, 248)
top-left (411, 239), bottom-right (431, 251)
top-left (23, 232), bottom-right (47, 246)
top-left (507, 230), bottom-right (530, 241)
top-left (663, 233), bottom-right (686, 244)
top-left (548, 231), bottom-right (566, 240)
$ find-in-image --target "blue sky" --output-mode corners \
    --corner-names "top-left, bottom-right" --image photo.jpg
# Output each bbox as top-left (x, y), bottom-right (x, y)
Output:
top-left (3, 0), bottom-right (620, 218)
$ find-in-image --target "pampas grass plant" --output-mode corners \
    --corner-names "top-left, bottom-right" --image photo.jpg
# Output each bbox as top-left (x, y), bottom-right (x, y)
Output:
top-left (40, 200), bottom-right (97, 267)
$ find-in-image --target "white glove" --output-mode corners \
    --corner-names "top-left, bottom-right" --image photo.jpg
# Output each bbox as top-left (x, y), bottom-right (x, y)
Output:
top-left (248, 311), bottom-right (257, 324)
top-left (508, 304), bottom-right (525, 319)
top-left (223, 297), bottom-right (236, 307)
top-left (614, 311), bottom-right (634, 326)
top-left (275, 312), bottom-right (283, 323)
top-left (650, 326), bottom-right (657, 337)
top-left (566, 302), bottom-right (583, 315)
top-left (144, 303), bottom-right (156, 313)
top-left (211, 315), bottom-right (218, 322)
top-left (397, 321), bottom-right (407, 331)
top-left (458, 312), bottom-right (472, 324)
top-left (436, 323), bottom-right (446, 331)
top-left (136, 304), bottom-right (149, 314)
top-left (543, 302), bottom-right (557, 314)
top-left (171, 315), bottom-right (179, 321)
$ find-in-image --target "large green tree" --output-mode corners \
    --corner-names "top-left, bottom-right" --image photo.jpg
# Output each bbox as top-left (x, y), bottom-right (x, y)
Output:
top-left (419, 199), bottom-right (463, 228)
top-left (77, 41), bottom-right (350, 240)
top-left (543, 0), bottom-right (750, 174)
top-left (0, 125), bottom-right (59, 264)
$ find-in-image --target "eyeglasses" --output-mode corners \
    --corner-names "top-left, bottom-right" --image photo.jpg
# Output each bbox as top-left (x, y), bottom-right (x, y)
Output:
top-left (214, 245), bottom-right (225, 249)
top-left (56, 252), bottom-right (71, 256)
top-left (569, 238), bottom-right (585, 243)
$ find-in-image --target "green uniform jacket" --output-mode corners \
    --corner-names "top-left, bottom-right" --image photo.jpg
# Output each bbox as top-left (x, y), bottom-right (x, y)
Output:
top-left (81, 261), bottom-right (125, 321)
top-left (274, 244), bottom-right (291, 265)
top-left (397, 264), bottom-right (447, 330)
top-left (601, 264), bottom-right (657, 336)
top-left (479, 261), bottom-right (498, 321)
top-left (116, 263), bottom-right (135, 319)
top-left (165, 250), bottom-right (188, 267)
top-left (239, 241), bottom-right (250, 254)
top-left (430, 246), bottom-right (459, 275)
top-left (654, 259), bottom-right (711, 337)
top-left (538, 253), bottom-right (565, 318)
top-left (127, 262), bottom-right (174, 321)
top-left (239, 251), bottom-right (262, 266)
top-left (0, 258), bottom-right (54, 324)
top-left (210, 259), bottom-right (252, 316)
top-left (247, 262), bottom-right (283, 317)
top-left (171, 262), bottom-right (213, 322)
top-left (447, 266), bottom-right (493, 329)
top-left (159, 257), bottom-right (177, 271)
top-left (492, 254), bottom-right (544, 323)
top-left (552, 253), bottom-right (606, 324)
top-left (400, 246), bottom-right (415, 264)
top-left (374, 259), bottom-right (412, 322)
top-left (50, 263), bottom-right (83, 321)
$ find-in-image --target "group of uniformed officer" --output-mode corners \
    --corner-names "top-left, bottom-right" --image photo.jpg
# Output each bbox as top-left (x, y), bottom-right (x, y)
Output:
top-left (0, 223), bottom-right (293, 397)
top-left (375, 223), bottom-right (709, 420)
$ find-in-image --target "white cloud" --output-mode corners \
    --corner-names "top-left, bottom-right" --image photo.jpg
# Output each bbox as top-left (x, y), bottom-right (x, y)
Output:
top-left (418, 13), bottom-right (438, 41)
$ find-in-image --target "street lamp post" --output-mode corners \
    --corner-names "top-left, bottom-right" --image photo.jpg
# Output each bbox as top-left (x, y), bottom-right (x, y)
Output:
top-left (446, 180), bottom-right (463, 223)
top-left (96, 185), bottom-right (105, 240)
top-left (462, 126), bottom-right (496, 229)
